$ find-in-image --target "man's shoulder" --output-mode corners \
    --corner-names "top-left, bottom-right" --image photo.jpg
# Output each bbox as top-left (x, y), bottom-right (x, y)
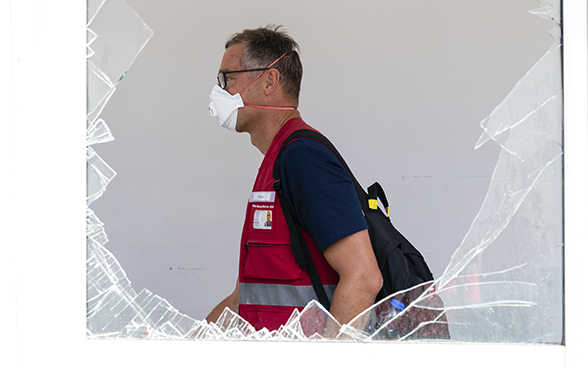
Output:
top-left (281, 135), bottom-right (337, 163)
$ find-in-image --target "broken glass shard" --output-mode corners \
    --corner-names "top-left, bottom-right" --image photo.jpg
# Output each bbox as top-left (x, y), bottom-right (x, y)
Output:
top-left (87, 0), bottom-right (108, 26)
top-left (474, 44), bottom-right (562, 159)
top-left (87, 61), bottom-right (115, 127)
top-left (87, 236), bottom-right (201, 338)
top-left (86, 208), bottom-right (108, 247)
top-left (87, 0), bottom-right (153, 86)
top-left (86, 28), bottom-right (97, 58)
top-left (86, 118), bottom-right (114, 146)
top-left (529, 0), bottom-right (561, 24)
top-left (86, 146), bottom-right (116, 206)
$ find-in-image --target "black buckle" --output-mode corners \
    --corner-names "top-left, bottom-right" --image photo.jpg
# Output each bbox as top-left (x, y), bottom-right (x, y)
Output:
top-left (273, 179), bottom-right (283, 196)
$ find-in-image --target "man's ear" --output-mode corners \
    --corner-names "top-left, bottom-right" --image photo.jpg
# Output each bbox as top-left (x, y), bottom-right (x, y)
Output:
top-left (263, 69), bottom-right (281, 95)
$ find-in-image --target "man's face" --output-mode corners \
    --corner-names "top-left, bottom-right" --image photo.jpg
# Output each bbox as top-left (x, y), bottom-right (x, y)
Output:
top-left (218, 43), bottom-right (261, 132)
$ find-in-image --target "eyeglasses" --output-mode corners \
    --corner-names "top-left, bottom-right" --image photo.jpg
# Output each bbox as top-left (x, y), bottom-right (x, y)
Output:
top-left (217, 68), bottom-right (270, 90)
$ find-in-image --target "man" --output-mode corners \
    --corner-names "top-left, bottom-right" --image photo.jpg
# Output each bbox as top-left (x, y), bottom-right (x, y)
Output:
top-left (206, 25), bottom-right (382, 332)
top-left (264, 211), bottom-right (272, 228)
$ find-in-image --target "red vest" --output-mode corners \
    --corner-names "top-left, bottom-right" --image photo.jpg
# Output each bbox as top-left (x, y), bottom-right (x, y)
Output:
top-left (238, 118), bottom-right (339, 331)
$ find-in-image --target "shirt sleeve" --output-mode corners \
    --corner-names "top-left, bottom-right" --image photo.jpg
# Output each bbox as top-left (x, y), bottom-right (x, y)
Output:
top-left (279, 138), bottom-right (368, 253)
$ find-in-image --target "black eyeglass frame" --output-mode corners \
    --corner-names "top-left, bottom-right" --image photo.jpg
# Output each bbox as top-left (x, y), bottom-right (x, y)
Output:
top-left (217, 68), bottom-right (270, 90)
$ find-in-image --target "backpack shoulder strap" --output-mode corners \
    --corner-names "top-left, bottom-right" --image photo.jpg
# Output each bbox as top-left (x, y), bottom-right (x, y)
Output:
top-left (272, 129), bottom-right (369, 310)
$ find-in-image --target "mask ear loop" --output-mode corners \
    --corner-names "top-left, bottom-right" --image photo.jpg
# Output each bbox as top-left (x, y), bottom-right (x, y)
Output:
top-left (239, 52), bottom-right (297, 111)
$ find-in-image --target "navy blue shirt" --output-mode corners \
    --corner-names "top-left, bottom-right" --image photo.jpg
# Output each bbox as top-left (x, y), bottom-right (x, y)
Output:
top-left (279, 138), bottom-right (367, 253)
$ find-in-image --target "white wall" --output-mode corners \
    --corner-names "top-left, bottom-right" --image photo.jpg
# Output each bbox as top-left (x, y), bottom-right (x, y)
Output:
top-left (90, 0), bottom-right (557, 319)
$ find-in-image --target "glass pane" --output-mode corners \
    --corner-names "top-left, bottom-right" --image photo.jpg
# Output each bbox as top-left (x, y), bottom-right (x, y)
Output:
top-left (86, 0), bottom-right (563, 342)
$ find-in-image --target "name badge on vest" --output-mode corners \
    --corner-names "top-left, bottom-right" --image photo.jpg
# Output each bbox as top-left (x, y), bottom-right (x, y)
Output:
top-left (249, 191), bottom-right (275, 203)
top-left (252, 208), bottom-right (273, 230)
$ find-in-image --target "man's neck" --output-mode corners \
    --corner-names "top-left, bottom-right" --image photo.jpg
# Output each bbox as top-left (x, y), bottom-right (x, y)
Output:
top-left (250, 110), bottom-right (301, 155)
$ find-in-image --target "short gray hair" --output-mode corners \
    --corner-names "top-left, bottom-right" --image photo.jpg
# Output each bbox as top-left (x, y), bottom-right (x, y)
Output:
top-left (225, 25), bottom-right (303, 103)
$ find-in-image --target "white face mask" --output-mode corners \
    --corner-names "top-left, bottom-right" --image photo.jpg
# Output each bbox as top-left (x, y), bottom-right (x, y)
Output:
top-left (208, 84), bottom-right (244, 132)
top-left (209, 52), bottom-right (297, 132)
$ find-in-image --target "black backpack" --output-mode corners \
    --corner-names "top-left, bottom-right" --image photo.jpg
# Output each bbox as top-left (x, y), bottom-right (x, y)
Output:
top-left (272, 129), bottom-right (434, 310)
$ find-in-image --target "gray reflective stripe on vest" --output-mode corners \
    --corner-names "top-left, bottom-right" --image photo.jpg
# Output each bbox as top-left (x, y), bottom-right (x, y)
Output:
top-left (239, 283), bottom-right (337, 307)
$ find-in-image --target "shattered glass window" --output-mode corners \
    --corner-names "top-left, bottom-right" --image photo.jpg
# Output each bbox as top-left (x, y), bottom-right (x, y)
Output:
top-left (86, 0), bottom-right (563, 342)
